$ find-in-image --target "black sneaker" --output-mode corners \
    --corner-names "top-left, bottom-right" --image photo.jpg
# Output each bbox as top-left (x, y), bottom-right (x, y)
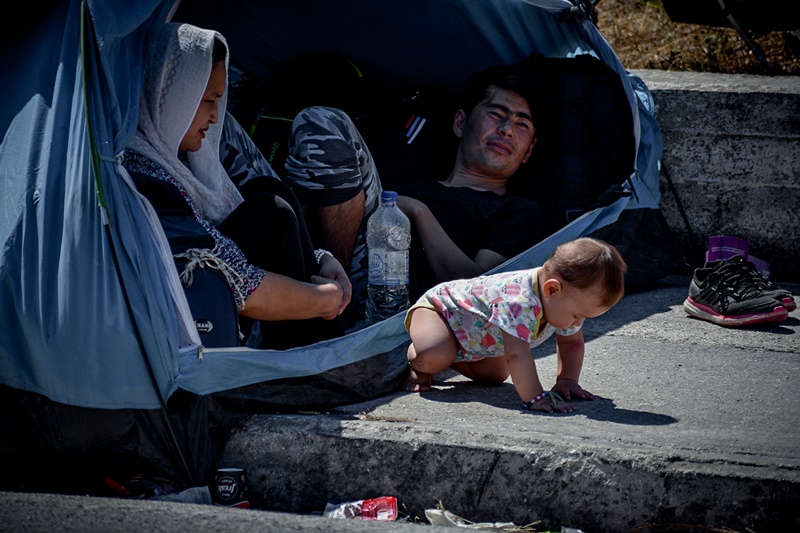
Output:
top-left (684, 257), bottom-right (789, 327)
top-left (704, 255), bottom-right (796, 312)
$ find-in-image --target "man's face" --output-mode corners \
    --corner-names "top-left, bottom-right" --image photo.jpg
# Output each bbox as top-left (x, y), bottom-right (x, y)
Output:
top-left (454, 86), bottom-right (537, 179)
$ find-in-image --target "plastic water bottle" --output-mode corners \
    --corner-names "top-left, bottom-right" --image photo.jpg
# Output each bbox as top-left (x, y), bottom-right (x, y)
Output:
top-left (366, 191), bottom-right (411, 324)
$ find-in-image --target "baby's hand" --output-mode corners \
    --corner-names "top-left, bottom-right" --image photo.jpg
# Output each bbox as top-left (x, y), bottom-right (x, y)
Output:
top-left (552, 379), bottom-right (594, 402)
top-left (530, 398), bottom-right (575, 414)
top-left (520, 391), bottom-right (575, 414)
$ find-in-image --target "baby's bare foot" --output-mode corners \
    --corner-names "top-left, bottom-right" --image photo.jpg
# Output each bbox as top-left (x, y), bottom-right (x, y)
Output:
top-left (403, 368), bottom-right (432, 392)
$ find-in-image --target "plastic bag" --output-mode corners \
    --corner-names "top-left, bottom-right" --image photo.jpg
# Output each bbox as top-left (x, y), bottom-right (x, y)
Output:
top-left (324, 496), bottom-right (398, 521)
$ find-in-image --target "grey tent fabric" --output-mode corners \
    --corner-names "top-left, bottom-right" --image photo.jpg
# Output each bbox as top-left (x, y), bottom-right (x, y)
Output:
top-left (1, 0), bottom-right (662, 412)
top-left (0, 0), bottom-right (664, 489)
top-left (1, 0), bottom-right (182, 409)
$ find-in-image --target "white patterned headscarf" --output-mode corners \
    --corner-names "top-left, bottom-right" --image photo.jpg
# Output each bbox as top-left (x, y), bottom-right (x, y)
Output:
top-left (129, 22), bottom-right (243, 226)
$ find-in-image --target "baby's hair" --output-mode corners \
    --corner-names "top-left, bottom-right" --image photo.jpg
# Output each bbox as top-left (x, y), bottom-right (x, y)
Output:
top-left (544, 237), bottom-right (627, 307)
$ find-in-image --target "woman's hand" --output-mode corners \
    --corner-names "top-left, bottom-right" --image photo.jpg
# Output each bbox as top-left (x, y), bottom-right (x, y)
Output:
top-left (316, 253), bottom-right (352, 315)
top-left (309, 276), bottom-right (347, 320)
top-left (241, 271), bottom-right (346, 322)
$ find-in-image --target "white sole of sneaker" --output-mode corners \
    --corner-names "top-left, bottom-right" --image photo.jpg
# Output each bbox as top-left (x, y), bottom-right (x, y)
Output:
top-left (683, 298), bottom-right (789, 327)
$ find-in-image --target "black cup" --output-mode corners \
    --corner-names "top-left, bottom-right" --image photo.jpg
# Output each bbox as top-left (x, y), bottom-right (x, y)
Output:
top-left (211, 467), bottom-right (248, 507)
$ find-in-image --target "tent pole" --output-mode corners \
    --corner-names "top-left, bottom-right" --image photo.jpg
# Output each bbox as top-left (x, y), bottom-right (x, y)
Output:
top-left (661, 160), bottom-right (704, 266)
top-left (715, 0), bottom-right (778, 75)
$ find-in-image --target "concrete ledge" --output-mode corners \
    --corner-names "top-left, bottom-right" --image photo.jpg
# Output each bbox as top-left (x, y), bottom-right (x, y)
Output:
top-left (226, 415), bottom-right (799, 532)
top-left (631, 70), bottom-right (800, 283)
top-left (219, 275), bottom-right (800, 533)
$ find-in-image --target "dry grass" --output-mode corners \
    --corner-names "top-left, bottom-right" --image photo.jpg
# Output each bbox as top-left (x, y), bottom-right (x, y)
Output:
top-left (595, 0), bottom-right (800, 75)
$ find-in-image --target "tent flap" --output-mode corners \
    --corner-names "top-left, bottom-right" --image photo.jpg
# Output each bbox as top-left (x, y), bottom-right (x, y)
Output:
top-left (0, 0), bottom-right (664, 487)
top-left (1, 0), bottom-right (663, 408)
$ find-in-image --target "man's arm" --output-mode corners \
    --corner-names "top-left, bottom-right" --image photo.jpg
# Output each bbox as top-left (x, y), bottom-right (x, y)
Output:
top-left (398, 195), bottom-right (505, 281)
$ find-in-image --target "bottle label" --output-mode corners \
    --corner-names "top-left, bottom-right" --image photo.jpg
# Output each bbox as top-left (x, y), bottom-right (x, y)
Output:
top-left (368, 250), bottom-right (408, 285)
top-left (386, 226), bottom-right (410, 250)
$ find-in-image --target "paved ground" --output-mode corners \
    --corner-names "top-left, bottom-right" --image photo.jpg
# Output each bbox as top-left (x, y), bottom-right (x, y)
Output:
top-left (2, 275), bottom-right (799, 532)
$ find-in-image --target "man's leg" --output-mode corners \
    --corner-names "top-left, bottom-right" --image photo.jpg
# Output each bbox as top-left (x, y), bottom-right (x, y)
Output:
top-left (318, 190), bottom-right (365, 270)
top-left (285, 106), bottom-right (382, 318)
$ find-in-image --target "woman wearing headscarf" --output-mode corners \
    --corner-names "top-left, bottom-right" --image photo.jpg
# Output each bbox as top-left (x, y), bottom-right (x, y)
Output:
top-left (122, 23), bottom-right (351, 349)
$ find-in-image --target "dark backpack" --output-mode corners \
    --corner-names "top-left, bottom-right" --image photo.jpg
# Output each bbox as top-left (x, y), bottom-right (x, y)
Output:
top-left (358, 84), bottom-right (459, 191)
top-left (231, 52), bottom-right (378, 180)
top-left (361, 54), bottom-right (636, 228)
top-left (508, 53), bottom-right (636, 226)
top-left (230, 52), bottom-right (636, 230)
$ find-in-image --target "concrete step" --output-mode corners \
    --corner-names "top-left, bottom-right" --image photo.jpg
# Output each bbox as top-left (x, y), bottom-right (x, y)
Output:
top-left (219, 275), bottom-right (800, 533)
top-left (633, 70), bottom-right (800, 283)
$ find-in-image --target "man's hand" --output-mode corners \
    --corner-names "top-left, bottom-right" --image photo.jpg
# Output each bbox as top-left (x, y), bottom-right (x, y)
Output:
top-left (396, 194), bottom-right (488, 281)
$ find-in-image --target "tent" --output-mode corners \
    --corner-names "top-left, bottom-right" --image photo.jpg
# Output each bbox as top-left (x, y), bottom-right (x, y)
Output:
top-left (0, 0), bottom-right (666, 494)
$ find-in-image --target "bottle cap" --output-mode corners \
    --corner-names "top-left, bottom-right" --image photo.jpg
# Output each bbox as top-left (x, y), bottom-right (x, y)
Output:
top-left (380, 191), bottom-right (398, 202)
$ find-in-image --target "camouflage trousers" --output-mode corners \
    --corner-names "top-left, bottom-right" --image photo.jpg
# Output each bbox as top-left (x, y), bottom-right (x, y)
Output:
top-left (221, 106), bottom-right (381, 316)
top-left (284, 106), bottom-right (383, 313)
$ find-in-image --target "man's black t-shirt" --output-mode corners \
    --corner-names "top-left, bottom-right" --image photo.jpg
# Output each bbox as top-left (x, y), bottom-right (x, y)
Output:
top-left (393, 181), bottom-right (554, 298)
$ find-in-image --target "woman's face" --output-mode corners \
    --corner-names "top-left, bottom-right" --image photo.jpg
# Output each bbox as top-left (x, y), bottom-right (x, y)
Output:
top-left (179, 60), bottom-right (226, 153)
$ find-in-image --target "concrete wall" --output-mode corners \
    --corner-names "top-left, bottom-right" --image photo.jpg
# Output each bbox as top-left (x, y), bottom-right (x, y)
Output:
top-left (632, 70), bottom-right (800, 283)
